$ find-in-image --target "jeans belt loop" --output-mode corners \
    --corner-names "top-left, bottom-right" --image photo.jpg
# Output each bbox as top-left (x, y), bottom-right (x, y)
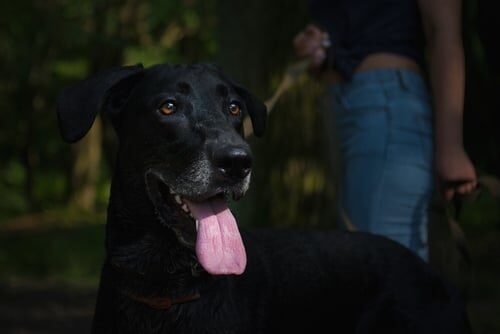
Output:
top-left (396, 69), bottom-right (409, 91)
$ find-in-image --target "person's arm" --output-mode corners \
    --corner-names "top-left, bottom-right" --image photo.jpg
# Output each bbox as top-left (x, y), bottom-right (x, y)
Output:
top-left (418, 0), bottom-right (477, 200)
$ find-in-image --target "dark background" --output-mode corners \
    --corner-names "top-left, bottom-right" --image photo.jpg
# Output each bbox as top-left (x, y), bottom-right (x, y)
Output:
top-left (0, 0), bottom-right (499, 333)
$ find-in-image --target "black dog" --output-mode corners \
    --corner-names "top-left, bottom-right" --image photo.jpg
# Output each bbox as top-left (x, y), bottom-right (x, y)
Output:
top-left (57, 63), bottom-right (471, 333)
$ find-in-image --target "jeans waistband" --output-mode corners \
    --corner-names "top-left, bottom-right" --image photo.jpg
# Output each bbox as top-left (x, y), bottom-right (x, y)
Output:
top-left (333, 68), bottom-right (431, 100)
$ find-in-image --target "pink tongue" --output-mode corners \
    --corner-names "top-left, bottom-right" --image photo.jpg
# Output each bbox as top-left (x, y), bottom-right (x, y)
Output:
top-left (185, 197), bottom-right (246, 275)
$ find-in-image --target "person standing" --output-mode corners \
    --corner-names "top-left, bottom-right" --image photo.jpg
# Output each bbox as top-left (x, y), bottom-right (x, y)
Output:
top-left (293, 0), bottom-right (476, 261)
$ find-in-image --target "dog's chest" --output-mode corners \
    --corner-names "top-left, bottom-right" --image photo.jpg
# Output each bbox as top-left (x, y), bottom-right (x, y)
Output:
top-left (169, 295), bottom-right (259, 334)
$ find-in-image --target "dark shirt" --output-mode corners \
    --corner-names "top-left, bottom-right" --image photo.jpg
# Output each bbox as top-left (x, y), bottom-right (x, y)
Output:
top-left (308, 0), bottom-right (426, 80)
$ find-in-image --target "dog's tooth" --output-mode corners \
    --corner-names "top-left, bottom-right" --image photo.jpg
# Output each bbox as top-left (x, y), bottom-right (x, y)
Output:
top-left (175, 195), bottom-right (182, 205)
top-left (181, 203), bottom-right (189, 213)
top-left (195, 220), bottom-right (199, 231)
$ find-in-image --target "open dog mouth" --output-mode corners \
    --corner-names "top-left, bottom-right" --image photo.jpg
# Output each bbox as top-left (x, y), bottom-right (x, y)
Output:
top-left (146, 172), bottom-right (247, 275)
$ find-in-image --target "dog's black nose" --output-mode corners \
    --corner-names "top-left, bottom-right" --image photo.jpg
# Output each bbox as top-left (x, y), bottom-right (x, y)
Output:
top-left (213, 147), bottom-right (252, 181)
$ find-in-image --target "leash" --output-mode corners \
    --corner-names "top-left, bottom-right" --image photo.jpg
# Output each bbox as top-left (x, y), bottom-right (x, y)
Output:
top-left (426, 174), bottom-right (500, 298)
top-left (443, 175), bottom-right (500, 263)
top-left (340, 175), bottom-right (499, 264)
top-left (243, 59), bottom-right (311, 138)
top-left (428, 172), bottom-right (500, 295)
top-left (121, 289), bottom-right (200, 310)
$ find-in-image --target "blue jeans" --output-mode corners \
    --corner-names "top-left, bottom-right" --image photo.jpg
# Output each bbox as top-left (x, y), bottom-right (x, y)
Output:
top-left (328, 69), bottom-right (434, 261)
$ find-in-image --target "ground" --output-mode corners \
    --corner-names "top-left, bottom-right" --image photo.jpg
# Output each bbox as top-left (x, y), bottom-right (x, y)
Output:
top-left (0, 281), bottom-right (95, 334)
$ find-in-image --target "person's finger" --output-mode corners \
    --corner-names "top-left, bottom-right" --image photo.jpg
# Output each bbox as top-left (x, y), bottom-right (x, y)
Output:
top-left (293, 35), bottom-right (310, 57)
top-left (460, 180), bottom-right (478, 194)
top-left (321, 33), bottom-right (332, 48)
top-left (300, 44), bottom-right (323, 59)
top-left (305, 27), bottom-right (325, 45)
top-left (444, 188), bottom-right (455, 201)
top-left (466, 181), bottom-right (477, 193)
top-left (311, 48), bottom-right (326, 67)
top-left (457, 183), bottom-right (470, 194)
top-left (305, 24), bottom-right (323, 36)
top-left (294, 33), bottom-right (323, 58)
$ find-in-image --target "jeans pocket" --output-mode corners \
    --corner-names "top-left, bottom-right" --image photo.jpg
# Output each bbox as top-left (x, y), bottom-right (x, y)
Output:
top-left (336, 107), bottom-right (389, 159)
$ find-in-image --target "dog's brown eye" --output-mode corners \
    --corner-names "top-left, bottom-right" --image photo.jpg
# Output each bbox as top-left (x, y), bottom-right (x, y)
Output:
top-left (229, 102), bottom-right (241, 116)
top-left (159, 100), bottom-right (176, 115)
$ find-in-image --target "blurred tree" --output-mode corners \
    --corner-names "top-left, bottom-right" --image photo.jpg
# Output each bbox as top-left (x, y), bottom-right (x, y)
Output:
top-left (0, 0), bottom-right (496, 227)
top-left (463, 0), bottom-right (500, 175)
top-left (0, 0), bottom-right (216, 219)
top-left (216, 0), bottom-right (338, 229)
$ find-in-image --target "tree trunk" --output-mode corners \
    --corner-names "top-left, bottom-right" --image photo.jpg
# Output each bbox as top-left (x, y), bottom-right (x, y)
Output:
top-left (69, 116), bottom-right (102, 211)
top-left (22, 109), bottom-right (36, 211)
top-left (66, 1), bottom-right (127, 212)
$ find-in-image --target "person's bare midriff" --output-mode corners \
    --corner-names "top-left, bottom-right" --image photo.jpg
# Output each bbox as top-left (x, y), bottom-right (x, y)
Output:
top-left (323, 52), bottom-right (422, 83)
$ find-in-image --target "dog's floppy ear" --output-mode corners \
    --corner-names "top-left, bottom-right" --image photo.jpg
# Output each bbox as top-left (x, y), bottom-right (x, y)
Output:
top-left (57, 64), bottom-right (144, 143)
top-left (233, 84), bottom-right (267, 137)
top-left (206, 63), bottom-right (267, 137)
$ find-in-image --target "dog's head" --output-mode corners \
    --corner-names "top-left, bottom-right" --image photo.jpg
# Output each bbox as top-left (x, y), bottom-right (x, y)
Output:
top-left (57, 63), bottom-right (267, 275)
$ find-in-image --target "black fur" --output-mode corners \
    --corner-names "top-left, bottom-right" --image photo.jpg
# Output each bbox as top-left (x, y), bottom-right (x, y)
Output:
top-left (57, 63), bottom-right (471, 334)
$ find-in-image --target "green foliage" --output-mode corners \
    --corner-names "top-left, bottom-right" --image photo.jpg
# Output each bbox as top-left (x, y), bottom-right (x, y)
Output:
top-left (460, 187), bottom-right (500, 231)
top-left (0, 162), bottom-right (28, 219)
top-left (52, 59), bottom-right (90, 79)
top-left (0, 224), bottom-right (105, 284)
top-left (0, 0), bottom-right (217, 218)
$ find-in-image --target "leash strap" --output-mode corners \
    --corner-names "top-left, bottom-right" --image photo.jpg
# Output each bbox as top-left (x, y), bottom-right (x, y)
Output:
top-left (243, 59), bottom-right (311, 138)
top-left (434, 174), bottom-right (500, 266)
top-left (121, 289), bottom-right (201, 310)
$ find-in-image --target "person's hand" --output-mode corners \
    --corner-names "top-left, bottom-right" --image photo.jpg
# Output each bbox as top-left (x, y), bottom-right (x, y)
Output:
top-left (435, 145), bottom-right (477, 201)
top-left (293, 24), bottom-right (330, 73)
